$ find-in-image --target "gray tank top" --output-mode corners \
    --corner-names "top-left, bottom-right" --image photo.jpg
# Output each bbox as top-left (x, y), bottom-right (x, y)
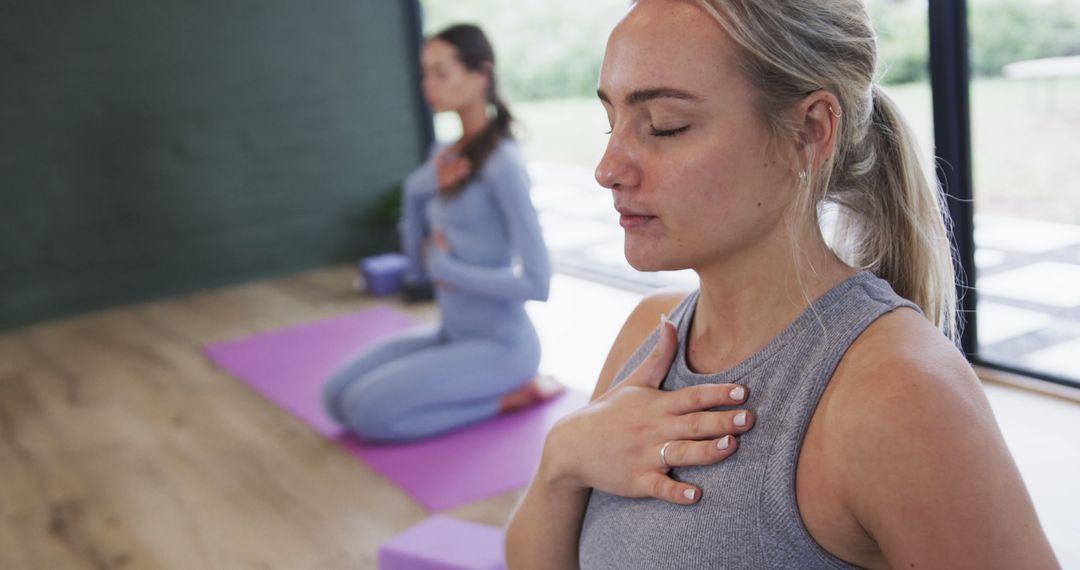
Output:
top-left (578, 271), bottom-right (918, 569)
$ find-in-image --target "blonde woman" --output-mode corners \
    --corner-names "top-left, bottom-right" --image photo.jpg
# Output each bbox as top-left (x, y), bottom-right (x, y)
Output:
top-left (506, 0), bottom-right (1059, 568)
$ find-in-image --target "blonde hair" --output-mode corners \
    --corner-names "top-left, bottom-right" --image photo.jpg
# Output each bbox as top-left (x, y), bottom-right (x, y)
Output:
top-left (694, 0), bottom-right (958, 341)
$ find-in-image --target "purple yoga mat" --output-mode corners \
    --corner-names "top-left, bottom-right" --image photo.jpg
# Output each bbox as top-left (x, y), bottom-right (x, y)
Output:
top-left (379, 515), bottom-right (505, 570)
top-left (204, 307), bottom-right (588, 511)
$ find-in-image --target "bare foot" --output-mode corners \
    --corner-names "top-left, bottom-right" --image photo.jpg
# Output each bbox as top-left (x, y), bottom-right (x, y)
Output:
top-left (498, 374), bottom-right (566, 414)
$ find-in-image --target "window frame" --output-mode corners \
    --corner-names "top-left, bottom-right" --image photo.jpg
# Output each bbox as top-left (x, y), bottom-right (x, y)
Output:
top-left (409, 0), bottom-right (1079, 390)
top-left (930, 0), bottom-right (1080, 390)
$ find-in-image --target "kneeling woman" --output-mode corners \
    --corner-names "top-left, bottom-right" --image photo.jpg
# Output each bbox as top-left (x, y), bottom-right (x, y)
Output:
top-left (323, 25), bottom-right (557, 442)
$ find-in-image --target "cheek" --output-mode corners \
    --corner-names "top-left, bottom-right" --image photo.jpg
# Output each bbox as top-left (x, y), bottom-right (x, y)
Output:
top-left (460, 75), bottom-right (487, 101)
top-left (660, 149), bottom-right (778, 245)
top-left (669, 153), bottom-right (739, 215)
top-left (429, 74), bottom-right (457, 93)
top-left (691, 134), bottom-right (775, 203)
top-left (451, 77), bottom-right (480, 102)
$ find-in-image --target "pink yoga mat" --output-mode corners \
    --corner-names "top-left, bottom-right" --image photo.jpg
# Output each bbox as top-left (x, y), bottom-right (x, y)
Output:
top-left (379, 515), bottom-right (506, 570)
top-left (204, 307), bottom-right (588, 511)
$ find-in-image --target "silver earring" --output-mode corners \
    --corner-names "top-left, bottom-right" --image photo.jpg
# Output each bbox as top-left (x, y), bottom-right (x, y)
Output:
top-left (798, 170), bottom-right (808, 183)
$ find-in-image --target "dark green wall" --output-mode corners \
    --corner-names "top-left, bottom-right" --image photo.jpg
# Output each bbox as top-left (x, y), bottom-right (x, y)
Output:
top-left (0, 1), bottom-right (429, 330)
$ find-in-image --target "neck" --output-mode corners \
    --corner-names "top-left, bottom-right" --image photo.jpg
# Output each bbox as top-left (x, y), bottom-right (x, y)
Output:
top-left (457, 100), bottom-right (490, 142)
top-left (686, 223), bottom-right (855, 375)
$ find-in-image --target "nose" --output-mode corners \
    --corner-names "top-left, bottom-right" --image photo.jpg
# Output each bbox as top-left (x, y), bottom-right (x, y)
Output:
top-left (595, 130), bottom-right (640, 190)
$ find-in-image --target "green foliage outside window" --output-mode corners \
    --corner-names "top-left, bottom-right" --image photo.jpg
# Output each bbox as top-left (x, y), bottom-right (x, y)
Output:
top-left (422, 0), bottom-right (1080, 100)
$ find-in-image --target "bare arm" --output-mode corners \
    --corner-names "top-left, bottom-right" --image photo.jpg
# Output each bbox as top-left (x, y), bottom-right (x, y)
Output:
top-left (501, 433), bottom-right (593, 570)
top-left (834, 310), bottom-right (1060, 569)
top-left (504, 290), bottom-right (688, 569)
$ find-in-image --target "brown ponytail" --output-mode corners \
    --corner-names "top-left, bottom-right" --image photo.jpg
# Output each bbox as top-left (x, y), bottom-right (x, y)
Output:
top-left (432, 24), bottom-right (515, 198)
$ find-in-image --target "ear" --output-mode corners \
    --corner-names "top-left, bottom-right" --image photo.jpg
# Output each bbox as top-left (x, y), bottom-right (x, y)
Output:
top-left (794, 90), bottom-right (842, 174)
top-left (474, 61), bottom-right (494, 93)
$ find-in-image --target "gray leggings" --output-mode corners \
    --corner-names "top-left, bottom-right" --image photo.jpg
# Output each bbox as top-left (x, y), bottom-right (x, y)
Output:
top-left (322, 324), bottom-right (540, 442)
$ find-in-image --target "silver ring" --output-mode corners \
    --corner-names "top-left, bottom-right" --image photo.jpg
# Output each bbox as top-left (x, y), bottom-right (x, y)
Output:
top-left (659, 441), bottom-right (674, 468)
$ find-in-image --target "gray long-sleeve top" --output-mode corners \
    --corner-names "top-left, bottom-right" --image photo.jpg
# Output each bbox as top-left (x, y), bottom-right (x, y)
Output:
top-left (399, 138), bottom-right (550, 339)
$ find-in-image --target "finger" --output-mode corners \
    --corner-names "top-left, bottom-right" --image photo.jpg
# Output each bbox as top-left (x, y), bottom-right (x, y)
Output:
top-left (444, 170), bottom-right (466, 185)
top-left (624, 315), bottom-right (678, 389)
top-left (660, 436), bottom-right (739, 469)
top-left (665, 383), bottom-right (750, 415)
top-left (641, 472), bottom-right (700, 505)
top-left (675, 410), bottom-right (755, 441)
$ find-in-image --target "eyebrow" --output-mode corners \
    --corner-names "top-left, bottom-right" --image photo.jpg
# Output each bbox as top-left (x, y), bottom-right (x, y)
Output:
top-left (596, 87), bottom-right (703, 106)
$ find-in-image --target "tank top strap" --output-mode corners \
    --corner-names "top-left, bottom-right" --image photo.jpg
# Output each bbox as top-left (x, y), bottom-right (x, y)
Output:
top-left (668, 289), bottom-right (699, 333)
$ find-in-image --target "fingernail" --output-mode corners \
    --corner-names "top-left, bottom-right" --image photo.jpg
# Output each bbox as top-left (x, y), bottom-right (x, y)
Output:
top-left (717, 435), bottom-right (730, 450)
top-left (683, 488), bottom-right (696, 501)
top-left (730, 386), bottom-right (745, 401)
top-left (734, 412), bottom-right (747, 427)
top-left (660, 314), bottom-right (675, 332)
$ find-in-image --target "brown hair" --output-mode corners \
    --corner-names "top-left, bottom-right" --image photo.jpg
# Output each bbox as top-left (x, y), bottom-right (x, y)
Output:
top-left (432, 24), bottom-right (515, 197)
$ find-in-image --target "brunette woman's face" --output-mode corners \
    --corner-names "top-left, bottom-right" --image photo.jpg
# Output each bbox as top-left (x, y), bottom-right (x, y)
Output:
top-left (596, 0), bottom-right (797, 272)
top-left (420, 39), bottom-right (489, 114)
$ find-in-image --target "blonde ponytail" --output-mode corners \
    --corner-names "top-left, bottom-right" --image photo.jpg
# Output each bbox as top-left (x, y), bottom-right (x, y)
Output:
top-left (829, 86), bottom-right (957, 340)
top-left (695, 0), bottom-right (958, 340)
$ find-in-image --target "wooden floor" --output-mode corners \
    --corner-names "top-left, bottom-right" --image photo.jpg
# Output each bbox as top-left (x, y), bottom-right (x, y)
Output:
top-left (0, 265), bottom-right (517, 568)
top-left (1, 264), bottom-right (1077, 568)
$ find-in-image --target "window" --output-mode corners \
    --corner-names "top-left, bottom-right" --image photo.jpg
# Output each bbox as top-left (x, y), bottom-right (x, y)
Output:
top-left (967, 0), bottom-right (1080, 383)
top-left (416, 0), bottom-right (1080, 388)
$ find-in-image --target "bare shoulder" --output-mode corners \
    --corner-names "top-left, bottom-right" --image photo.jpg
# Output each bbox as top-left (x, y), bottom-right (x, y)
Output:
top-left (589, 288), bottom-right (692, 401)
top-left (831, 307), bottom-right (985, 417)
top-left (823, 308), bottom-right (1058, 568)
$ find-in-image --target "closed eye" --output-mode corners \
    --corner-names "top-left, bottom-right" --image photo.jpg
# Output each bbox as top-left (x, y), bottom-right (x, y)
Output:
top-left (650, 125), bottom-right (690, 137)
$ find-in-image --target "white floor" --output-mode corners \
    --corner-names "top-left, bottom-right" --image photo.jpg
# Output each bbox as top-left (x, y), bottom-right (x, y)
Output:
top-left (527, 273), bottom-right (1080, 567)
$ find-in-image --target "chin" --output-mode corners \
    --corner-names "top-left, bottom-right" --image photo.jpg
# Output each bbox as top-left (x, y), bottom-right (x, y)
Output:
top-left (626, 242), bottom-right (699, 274)
top-left (624, 244), bottom-right (682, 273)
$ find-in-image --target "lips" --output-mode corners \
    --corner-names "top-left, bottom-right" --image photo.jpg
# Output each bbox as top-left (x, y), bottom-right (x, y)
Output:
top-left (616, 206), bottom-right (657, 229)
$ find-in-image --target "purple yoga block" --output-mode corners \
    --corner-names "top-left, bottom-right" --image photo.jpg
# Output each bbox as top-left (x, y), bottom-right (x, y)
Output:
top-left (378, 516), bottom-right (507, 570)
top-left (361, 253), bottom-right (410, 295)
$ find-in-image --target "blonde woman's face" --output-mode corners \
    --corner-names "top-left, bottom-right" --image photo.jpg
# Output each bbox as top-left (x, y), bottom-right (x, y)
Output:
top-left (420, 39), bottom-right (488, 114)
top-left (595, 0), bottom-right (797, 273)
